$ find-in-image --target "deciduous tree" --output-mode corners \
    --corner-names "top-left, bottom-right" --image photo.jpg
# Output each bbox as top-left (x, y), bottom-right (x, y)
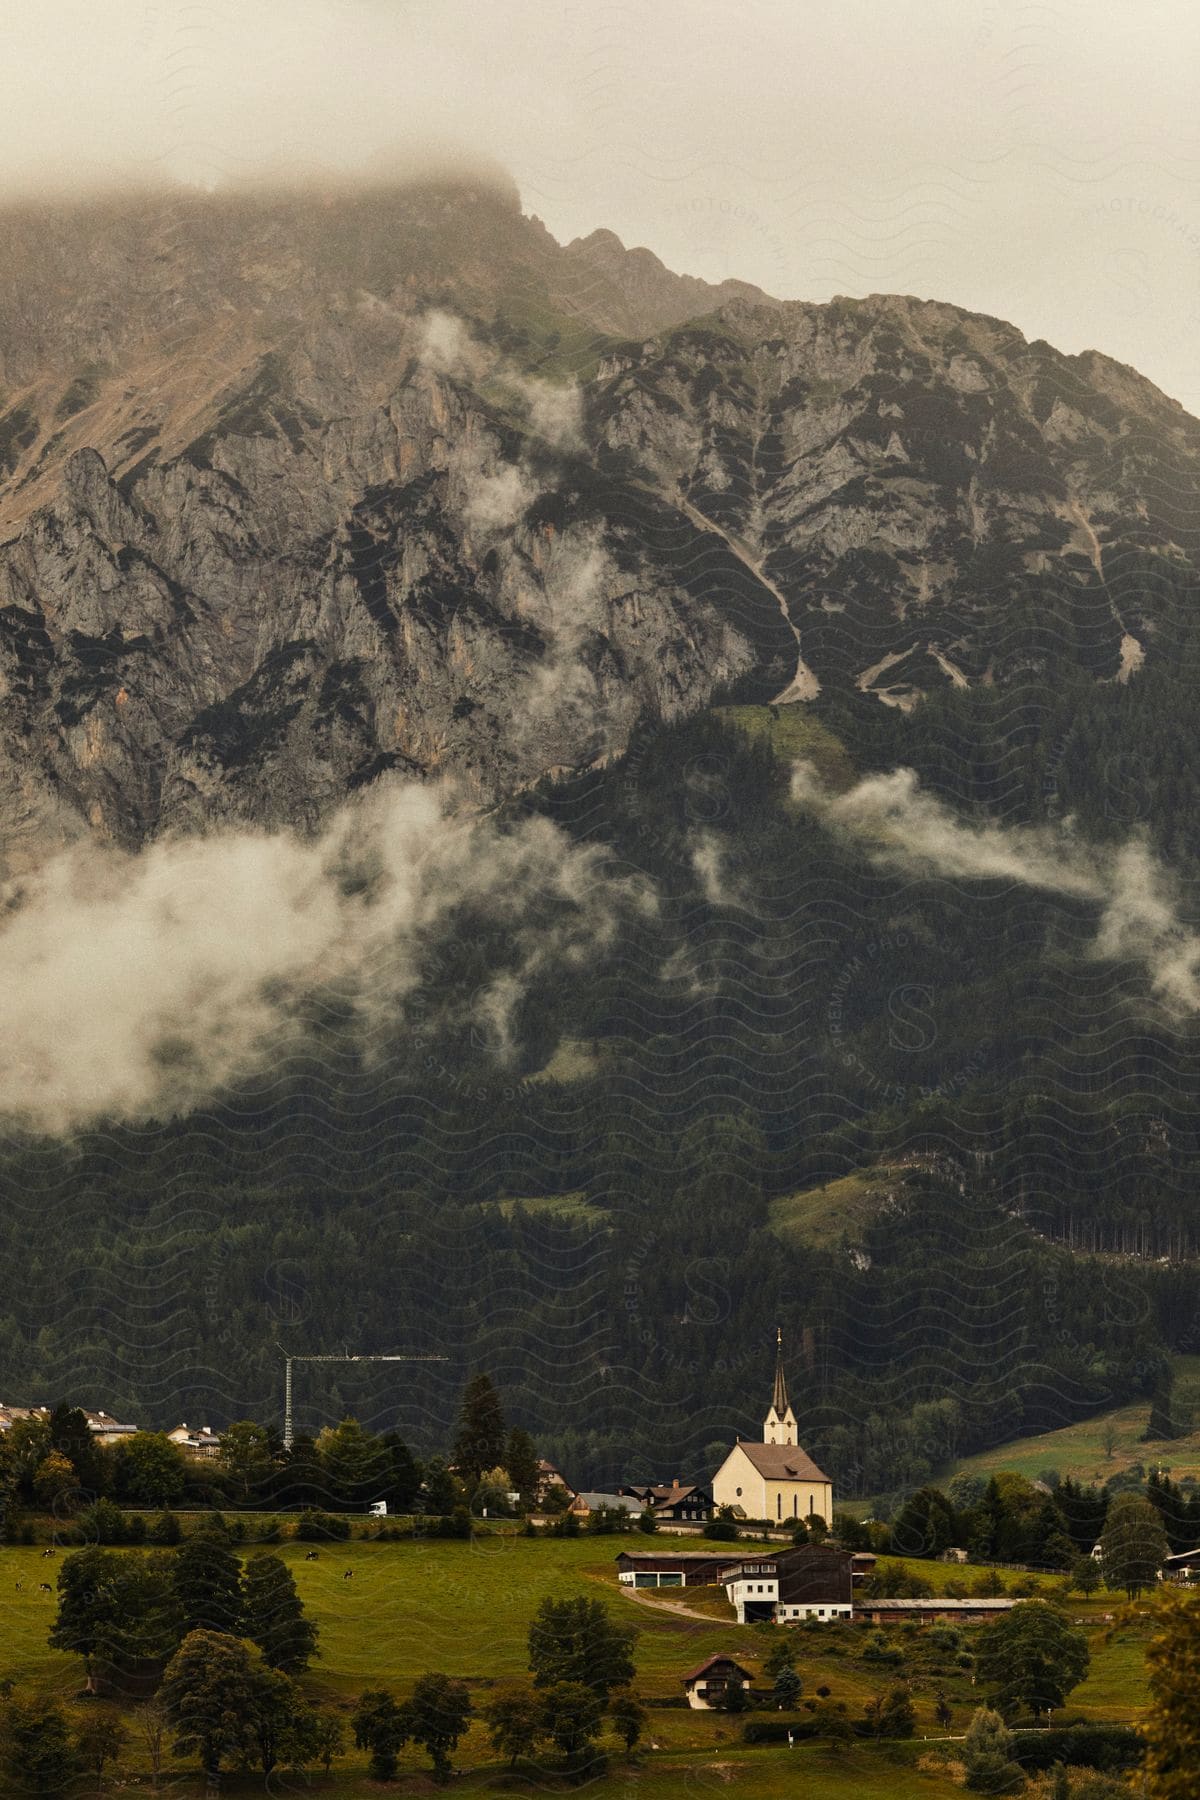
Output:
top-left (351, 1689), bottom-right (410, 1780)
top-left (974, 1601), bottom-right (1089, 1720)
top-left (483, 1687), bottom-right (543, 1766)
top-left (172, 1530), bottom-right (243, 1637)
top-left (537, 1680), bottom-right (604, 1764)
top-left (528, 1596), bottom-right (637, 1699)
top-left (159, 1631), bottom-right (260, 1780)
top-left (0, 1697), bottom-right (81, 1796)
top-left (1141, 1587), bottom-right (1200, 1798)
top-left (406, 1671), bottom-right (473, 1783)
top-left (608, 1690), bottom-right (645, 1754)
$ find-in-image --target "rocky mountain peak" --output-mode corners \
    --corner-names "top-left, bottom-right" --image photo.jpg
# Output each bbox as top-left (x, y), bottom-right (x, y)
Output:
top-left (1, 185), bottom-right (1199, 870)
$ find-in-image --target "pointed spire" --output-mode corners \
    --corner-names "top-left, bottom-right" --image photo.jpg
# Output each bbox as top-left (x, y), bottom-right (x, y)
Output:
top-left (772, 1325), bottom-right (789, 1419)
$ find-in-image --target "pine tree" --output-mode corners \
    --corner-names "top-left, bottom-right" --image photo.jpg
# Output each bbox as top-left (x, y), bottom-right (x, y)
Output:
top-left (453, 1376), bottom-right (507, 1484)
top-left (241, 1553), bottom-right (318, 1673)
top-left (504, 1427), bottom-right (540, 1502)
top-left (1146, 1368), bottom-right (1179, 1441)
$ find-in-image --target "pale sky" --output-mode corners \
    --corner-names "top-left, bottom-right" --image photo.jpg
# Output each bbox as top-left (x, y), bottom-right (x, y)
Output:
top-left (6, 0), bottom-right (1200, 410)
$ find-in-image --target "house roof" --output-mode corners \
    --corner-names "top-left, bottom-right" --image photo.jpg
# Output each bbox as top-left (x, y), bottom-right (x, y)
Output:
top-left (859, 1597), bottom-right (1015, 1611)
top-left (681, 1652), bottom-right (754, 1685)
top-left (575, 1492), bottom-right (641, 1512)
top-left (730, 1441), bottom-right (831, 1484)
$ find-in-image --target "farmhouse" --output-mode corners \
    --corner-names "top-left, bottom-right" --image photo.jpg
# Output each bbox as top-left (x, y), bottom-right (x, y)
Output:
top-left (681, 1653), bottom-right (754, 1710)
top-left (723, 1544), bottom-right (854, 1624)
top-left (619, 1479), bottom-right (712, 1522)
top-left (711, 1331), bottom-right (833, 1526)
top-left (616, 1544), bottom-right (855, 1623)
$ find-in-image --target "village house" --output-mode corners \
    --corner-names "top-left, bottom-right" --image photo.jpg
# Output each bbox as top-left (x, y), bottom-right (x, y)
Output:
top-left (618, 1479), bottom-right (712, 1523)
top-left (711, 1332), bottom-right (833, 1527)
top-left (167, 1423), bottom-right (222, 1459)
top-left (569, 1490), bottom-right (644, 1521)
top-left (82, 1409), bottom-right (139, 1444)
top-left (536, 1458), bottom-right (575, 1504)
top-left (680, 1653), bottom-right (755, 1710)
top-left (0, 1405), bottom-right (138, 1443)
top-left (0, 1405), bottom-right (48, 1432)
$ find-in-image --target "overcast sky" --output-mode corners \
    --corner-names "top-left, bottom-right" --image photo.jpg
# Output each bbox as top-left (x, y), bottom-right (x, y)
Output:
top-left (7, 0), bottom-right (1200, 409)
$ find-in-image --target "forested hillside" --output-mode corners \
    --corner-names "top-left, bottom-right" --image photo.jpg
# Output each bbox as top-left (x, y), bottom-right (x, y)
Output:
top-left (6, 588), bottom-right (1200, 1494)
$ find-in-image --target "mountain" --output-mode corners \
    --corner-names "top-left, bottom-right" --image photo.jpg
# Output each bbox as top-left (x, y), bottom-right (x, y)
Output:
top-left (2, 173), bottom-right (1199, 871)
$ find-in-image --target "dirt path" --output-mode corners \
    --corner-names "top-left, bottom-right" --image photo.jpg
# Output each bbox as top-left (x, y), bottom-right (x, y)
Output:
top-left (616, 1583), bottom-right (722, 1626)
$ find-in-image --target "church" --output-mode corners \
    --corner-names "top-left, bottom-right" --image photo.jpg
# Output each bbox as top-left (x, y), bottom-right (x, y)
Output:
top-left (711, 1331), bottom-right (833, 1527)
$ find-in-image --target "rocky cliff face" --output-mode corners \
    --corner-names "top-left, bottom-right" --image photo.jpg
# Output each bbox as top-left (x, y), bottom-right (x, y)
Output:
top-left (1, 175), bottom-right (1198, 868)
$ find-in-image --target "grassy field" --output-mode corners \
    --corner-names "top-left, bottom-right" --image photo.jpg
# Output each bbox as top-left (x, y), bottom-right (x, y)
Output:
top-left (768, 1166), bottom-right (910, 1251)
top-left (0, 1531), bottom-right (1153, 1795)
top-left (943, 1355), bottom-right (1200, 1487)
top-left (713, 704), bottom-right (856, 789)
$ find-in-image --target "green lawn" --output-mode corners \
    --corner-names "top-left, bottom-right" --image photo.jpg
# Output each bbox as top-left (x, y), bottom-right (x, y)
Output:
top-left (0, 1533), bottom-right (1151, 1794)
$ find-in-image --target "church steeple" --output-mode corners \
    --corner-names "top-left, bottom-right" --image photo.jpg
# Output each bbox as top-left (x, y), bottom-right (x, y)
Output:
top-left (763, 1326), bottom-right (798, 1445)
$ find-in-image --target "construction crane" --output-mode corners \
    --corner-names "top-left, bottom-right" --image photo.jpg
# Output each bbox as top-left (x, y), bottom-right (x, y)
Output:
top-left (277, 1345), bottom-right (447, 1449)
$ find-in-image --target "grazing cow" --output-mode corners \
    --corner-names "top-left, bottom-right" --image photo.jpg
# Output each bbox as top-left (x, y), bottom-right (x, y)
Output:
top-left (41, 1549), bottom-right (55, 1558)
top-left (342, 1569), bottom-right (354, 1580)
top-left (305, 1550), bottom-right (319, 1561)
top-left (14, 1580), bottom-right (22, 1592)
top-left (38, 1583), bottom-right (51, 1594)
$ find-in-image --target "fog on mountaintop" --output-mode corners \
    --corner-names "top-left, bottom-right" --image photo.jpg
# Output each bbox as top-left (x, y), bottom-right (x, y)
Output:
top-left (3, 0), bottom-right (1198, 408)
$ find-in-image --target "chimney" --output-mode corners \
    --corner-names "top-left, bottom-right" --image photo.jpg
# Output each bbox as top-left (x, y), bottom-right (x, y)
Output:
top-left (672, 1477), bottom-right (680, 1489)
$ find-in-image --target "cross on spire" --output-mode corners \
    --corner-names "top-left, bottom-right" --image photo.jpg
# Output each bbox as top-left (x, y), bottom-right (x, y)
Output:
top-left (764, 1326), bottom-right (797, 1444)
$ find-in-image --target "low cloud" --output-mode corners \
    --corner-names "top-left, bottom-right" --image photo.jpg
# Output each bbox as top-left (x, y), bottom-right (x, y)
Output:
top-left (0, 781), bottom-right (651, 1134)
top-left (792, 762), bottom-right (1200, 1011)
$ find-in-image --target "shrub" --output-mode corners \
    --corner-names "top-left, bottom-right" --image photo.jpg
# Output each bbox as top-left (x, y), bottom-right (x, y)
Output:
top-left (1010, 1724), bottom-right (1142, 1773)
top-left (294, 1509), bottom-right (351, 1542)
top-left (704, 1519), bottom-right (738, 1542)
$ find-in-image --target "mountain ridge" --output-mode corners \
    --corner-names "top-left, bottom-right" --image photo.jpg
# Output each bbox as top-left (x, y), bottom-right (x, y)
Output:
top-left (1, 177), bottom-right (1199, 871)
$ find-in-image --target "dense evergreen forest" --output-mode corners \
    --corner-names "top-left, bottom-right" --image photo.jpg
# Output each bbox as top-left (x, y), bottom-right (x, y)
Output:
top-left (5, 565), bottom-right (1200, 1499)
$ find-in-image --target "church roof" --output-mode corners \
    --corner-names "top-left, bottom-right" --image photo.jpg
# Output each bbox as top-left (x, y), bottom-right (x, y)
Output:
top-left (734, 1440), bottom-right (831, 1485)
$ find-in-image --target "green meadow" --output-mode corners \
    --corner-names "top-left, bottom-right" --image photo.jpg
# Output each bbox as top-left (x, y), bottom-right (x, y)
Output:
top-left (0, 1531), bottom-right (1155, 1795)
